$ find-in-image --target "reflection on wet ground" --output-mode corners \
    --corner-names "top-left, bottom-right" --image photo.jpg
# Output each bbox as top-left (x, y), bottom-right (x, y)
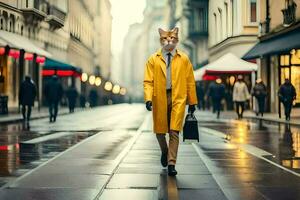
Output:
top-left (198, 117), bottom-right (300, 174)
top-left (0, 121), bottom-right (96, 187)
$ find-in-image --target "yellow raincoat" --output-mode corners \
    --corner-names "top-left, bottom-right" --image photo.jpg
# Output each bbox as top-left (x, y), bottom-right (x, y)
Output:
top-left (144, 49), bottom-right (198, 133)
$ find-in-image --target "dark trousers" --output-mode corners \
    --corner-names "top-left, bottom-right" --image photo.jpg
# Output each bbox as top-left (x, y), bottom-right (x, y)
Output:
top-left (235, 101), bottom-right (245, 118)
top-left (49, 102), bottom-right (59, 122)
top-left (21, 105), bottom-right (32, 121)
top-left (283, 101), bottom-right (293, 120)
top-left (212, 99), bottom-right (222, 118)
top-left (256, 97), bottom-right (265, 116)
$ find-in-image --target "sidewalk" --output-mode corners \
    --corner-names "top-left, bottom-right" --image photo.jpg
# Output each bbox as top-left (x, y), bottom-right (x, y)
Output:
top-left (0, 107), bottom-right (71, 124)
top-left (0, 113), bottom-right (227, 200)
top-left (200, 108), bottom-right (300, 126)
top-left (243, 108), bottom-right (300, 126)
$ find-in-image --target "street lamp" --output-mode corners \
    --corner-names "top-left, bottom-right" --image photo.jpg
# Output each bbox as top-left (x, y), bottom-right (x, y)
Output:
top-left (112, 85), bottom-right (121, 94)
top-left (95, 77), bottom-right (102, 86)
top-left (104, 81), bottom-right (113, 91)
top-left (89, 75), bottom-right (96, 85)
top-left (120, 88), bottom-right (127, 95)
top-left (81, 73), bottom-right (88, 82)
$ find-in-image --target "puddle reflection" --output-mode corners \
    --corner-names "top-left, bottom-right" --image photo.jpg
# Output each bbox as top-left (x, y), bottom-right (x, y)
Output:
top-left (201, 118), bottom-right (300, 173)
top-left (0, 127), bottom-right (95, 186)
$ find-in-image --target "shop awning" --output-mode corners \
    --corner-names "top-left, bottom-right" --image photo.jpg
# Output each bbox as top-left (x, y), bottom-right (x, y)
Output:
top-left (194, 53), bottom-right (257, 81)
top-left (0, 30), bottom-right (51, 57)
top-left (43, 58), bottom-right (82, 77)
top-left (0, 37), bottom-right (10, 47)
top-left (243, 27), bottom-right (300, 60)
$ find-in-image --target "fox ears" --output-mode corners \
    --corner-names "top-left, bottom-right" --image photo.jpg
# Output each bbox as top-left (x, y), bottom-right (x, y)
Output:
top-left (158, 27), bottom-right (179, 35)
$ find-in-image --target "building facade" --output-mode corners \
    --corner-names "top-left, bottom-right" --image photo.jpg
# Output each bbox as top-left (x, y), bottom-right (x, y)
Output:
top-left (0, 0), bottom-right (68, 108)
top-left (208, 0), bottom-right (259, 61)
top-left (244, 0), bottom-right (300, 113)
top-left (170, 0), bottom-right (209, 69)
top-left (0, 0), bottom-right (112, 109)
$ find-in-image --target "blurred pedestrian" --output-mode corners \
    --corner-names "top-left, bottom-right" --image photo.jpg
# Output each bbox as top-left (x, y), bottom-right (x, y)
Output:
top-left (196, 82), bottom-right (205, 110)
top-left (19, 75), bottom-right (37, 122)
top-left (144, 27), bottom-right (197, 176)
top-left (66, 85), bottom-right (78, 113)
top-left (44, 75), bottom-right (63, 122)
top-left (79, 94), bottom-right (86, 108)
top-left (252, 78), bottom-right (267, 116)
top-left (278, 78), bottom-right (296, 121)
top-left (208, 81), bottom-right (217, 113)
top-left (233, 75), bottom-right (250, 119)
top-left (208, 78), bottom-right (225, 118)
top-left (89, 89), bottom-right (98, 107)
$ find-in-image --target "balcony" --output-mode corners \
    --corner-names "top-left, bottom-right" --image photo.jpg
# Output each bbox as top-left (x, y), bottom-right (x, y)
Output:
top-left (21, 0), bottom-right (47, 21)
top-left (281, 1), bottom-right (297, 27)
top-left (46, 5), bottom-right (66, 29)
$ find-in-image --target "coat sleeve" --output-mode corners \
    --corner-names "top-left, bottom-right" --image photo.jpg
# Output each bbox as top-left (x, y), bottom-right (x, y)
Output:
top-left (244, 83), bottom-right (251, 100)
top-left (186, 58), bottom-right (198, 105)
top-left (233, 83), bottom-right (237, 101)
top-left (143, 56), bottom-right (154, 102)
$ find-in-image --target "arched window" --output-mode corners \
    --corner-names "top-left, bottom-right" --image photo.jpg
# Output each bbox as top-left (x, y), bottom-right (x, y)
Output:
top-left (9, 21), bottom-right (12, 32)
top-left (0, 18), bottom-right (3, 30)
top-left (21, 25), bottom-right (24, 35)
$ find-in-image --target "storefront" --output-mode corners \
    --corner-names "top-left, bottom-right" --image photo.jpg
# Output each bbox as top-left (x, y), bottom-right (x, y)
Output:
top-left (0, 30), bottom-right (51, 109)
top-left (243, 26), bottom-right (300, 114)
top-left (280, 49), bottom-right (300, 106)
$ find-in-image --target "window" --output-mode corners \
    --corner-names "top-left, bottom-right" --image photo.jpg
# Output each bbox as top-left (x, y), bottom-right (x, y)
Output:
top-left (0, 18), bottom-right (3, 30)
top-left (218, 8), bottom-right (222, 41)
top-left (214, 13), bottom-right (217, 42)
top-left (21, 25), bottom-right (24, 35)
top-left (225, 3), bottom-right (228, 37)
top-left (250, 0), bottom-right (257, 23)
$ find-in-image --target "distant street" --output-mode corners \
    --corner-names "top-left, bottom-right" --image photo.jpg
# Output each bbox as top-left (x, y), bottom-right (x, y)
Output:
top-left (0, 105), bottom-right (300, 199)
top-left (0, 104), bottom-right (146, 187)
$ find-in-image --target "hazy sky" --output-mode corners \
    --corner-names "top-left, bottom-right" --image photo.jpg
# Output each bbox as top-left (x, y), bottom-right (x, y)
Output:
top-left (109, 0), bottom-right (146, 82)
top-left (110, 0), bottom-right (146, 54)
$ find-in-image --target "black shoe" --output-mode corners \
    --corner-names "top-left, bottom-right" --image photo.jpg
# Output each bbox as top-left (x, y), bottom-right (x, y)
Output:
top-left (168, 165), bottom-right (177, 176)
top-left (161, 152), bottom-right (168, 167)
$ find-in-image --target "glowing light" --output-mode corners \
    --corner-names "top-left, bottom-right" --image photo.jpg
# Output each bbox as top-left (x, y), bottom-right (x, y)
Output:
top-left (24, 53), bottom-right (34, 61)
top-left (120, 88), bottom-right (127, 95)
top-left (104, 81), bottom-right (113, 91)
top-left (89, 75), bottom-right (96, 85)
top-left (95, 77), bottom-right (102, 86)
top-left (0, 47), bottom-right (5, 55)
top-left (36, 56), bottom-right (46, 64)
top-left (112, 85), bottom-right (121, 94)
top-left (9, 49), bottom-right (20, 59)
top-left (81, 73), bottom-right (88, 82)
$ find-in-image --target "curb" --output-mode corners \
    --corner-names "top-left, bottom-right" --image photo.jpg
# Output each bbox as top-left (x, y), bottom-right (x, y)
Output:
top-left (244, 115), bottom-right (300, 127)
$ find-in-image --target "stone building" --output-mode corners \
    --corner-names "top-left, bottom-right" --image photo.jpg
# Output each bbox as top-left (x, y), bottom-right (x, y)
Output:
top-left (0, 0), bottom-right (112, 109)
top-left (243, 0), bottom-right (300, 113)
top-left (208, 0), bottom-right (259, 62)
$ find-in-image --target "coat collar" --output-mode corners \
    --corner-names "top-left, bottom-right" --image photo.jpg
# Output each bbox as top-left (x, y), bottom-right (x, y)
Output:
top-left (156, 48), bottom-right (181, 77)
top-left (156, 48), bottom-right (182, 57)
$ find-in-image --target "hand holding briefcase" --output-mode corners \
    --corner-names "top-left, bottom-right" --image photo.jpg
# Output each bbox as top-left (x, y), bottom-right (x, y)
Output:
top-left (183, 112), bottom-right (199, 142)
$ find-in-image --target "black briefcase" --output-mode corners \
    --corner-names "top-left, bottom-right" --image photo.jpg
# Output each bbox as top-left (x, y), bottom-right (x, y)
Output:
top-left (183, 113), bottom-right (199, 142)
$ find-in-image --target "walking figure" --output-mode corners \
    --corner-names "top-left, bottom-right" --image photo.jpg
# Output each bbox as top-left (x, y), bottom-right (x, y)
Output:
top-left (66, 85), bottom-right (78, 113)
top-left (208, 78), bottom-right (225, 118)
top-left (143, 27), bottom-right (197, 176)
top-left (252, 78), bottom-right (267, 116)
top-left (19, 75), bottom-right (37, 123)
top-left (44, 75), bottom-right (63, 122)
top-left (196, 82), bottom-right (205, 110)
top-left (278, 78), bottom-right (296, 121)
top-left (233, 75), bottom-right (250, 119)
